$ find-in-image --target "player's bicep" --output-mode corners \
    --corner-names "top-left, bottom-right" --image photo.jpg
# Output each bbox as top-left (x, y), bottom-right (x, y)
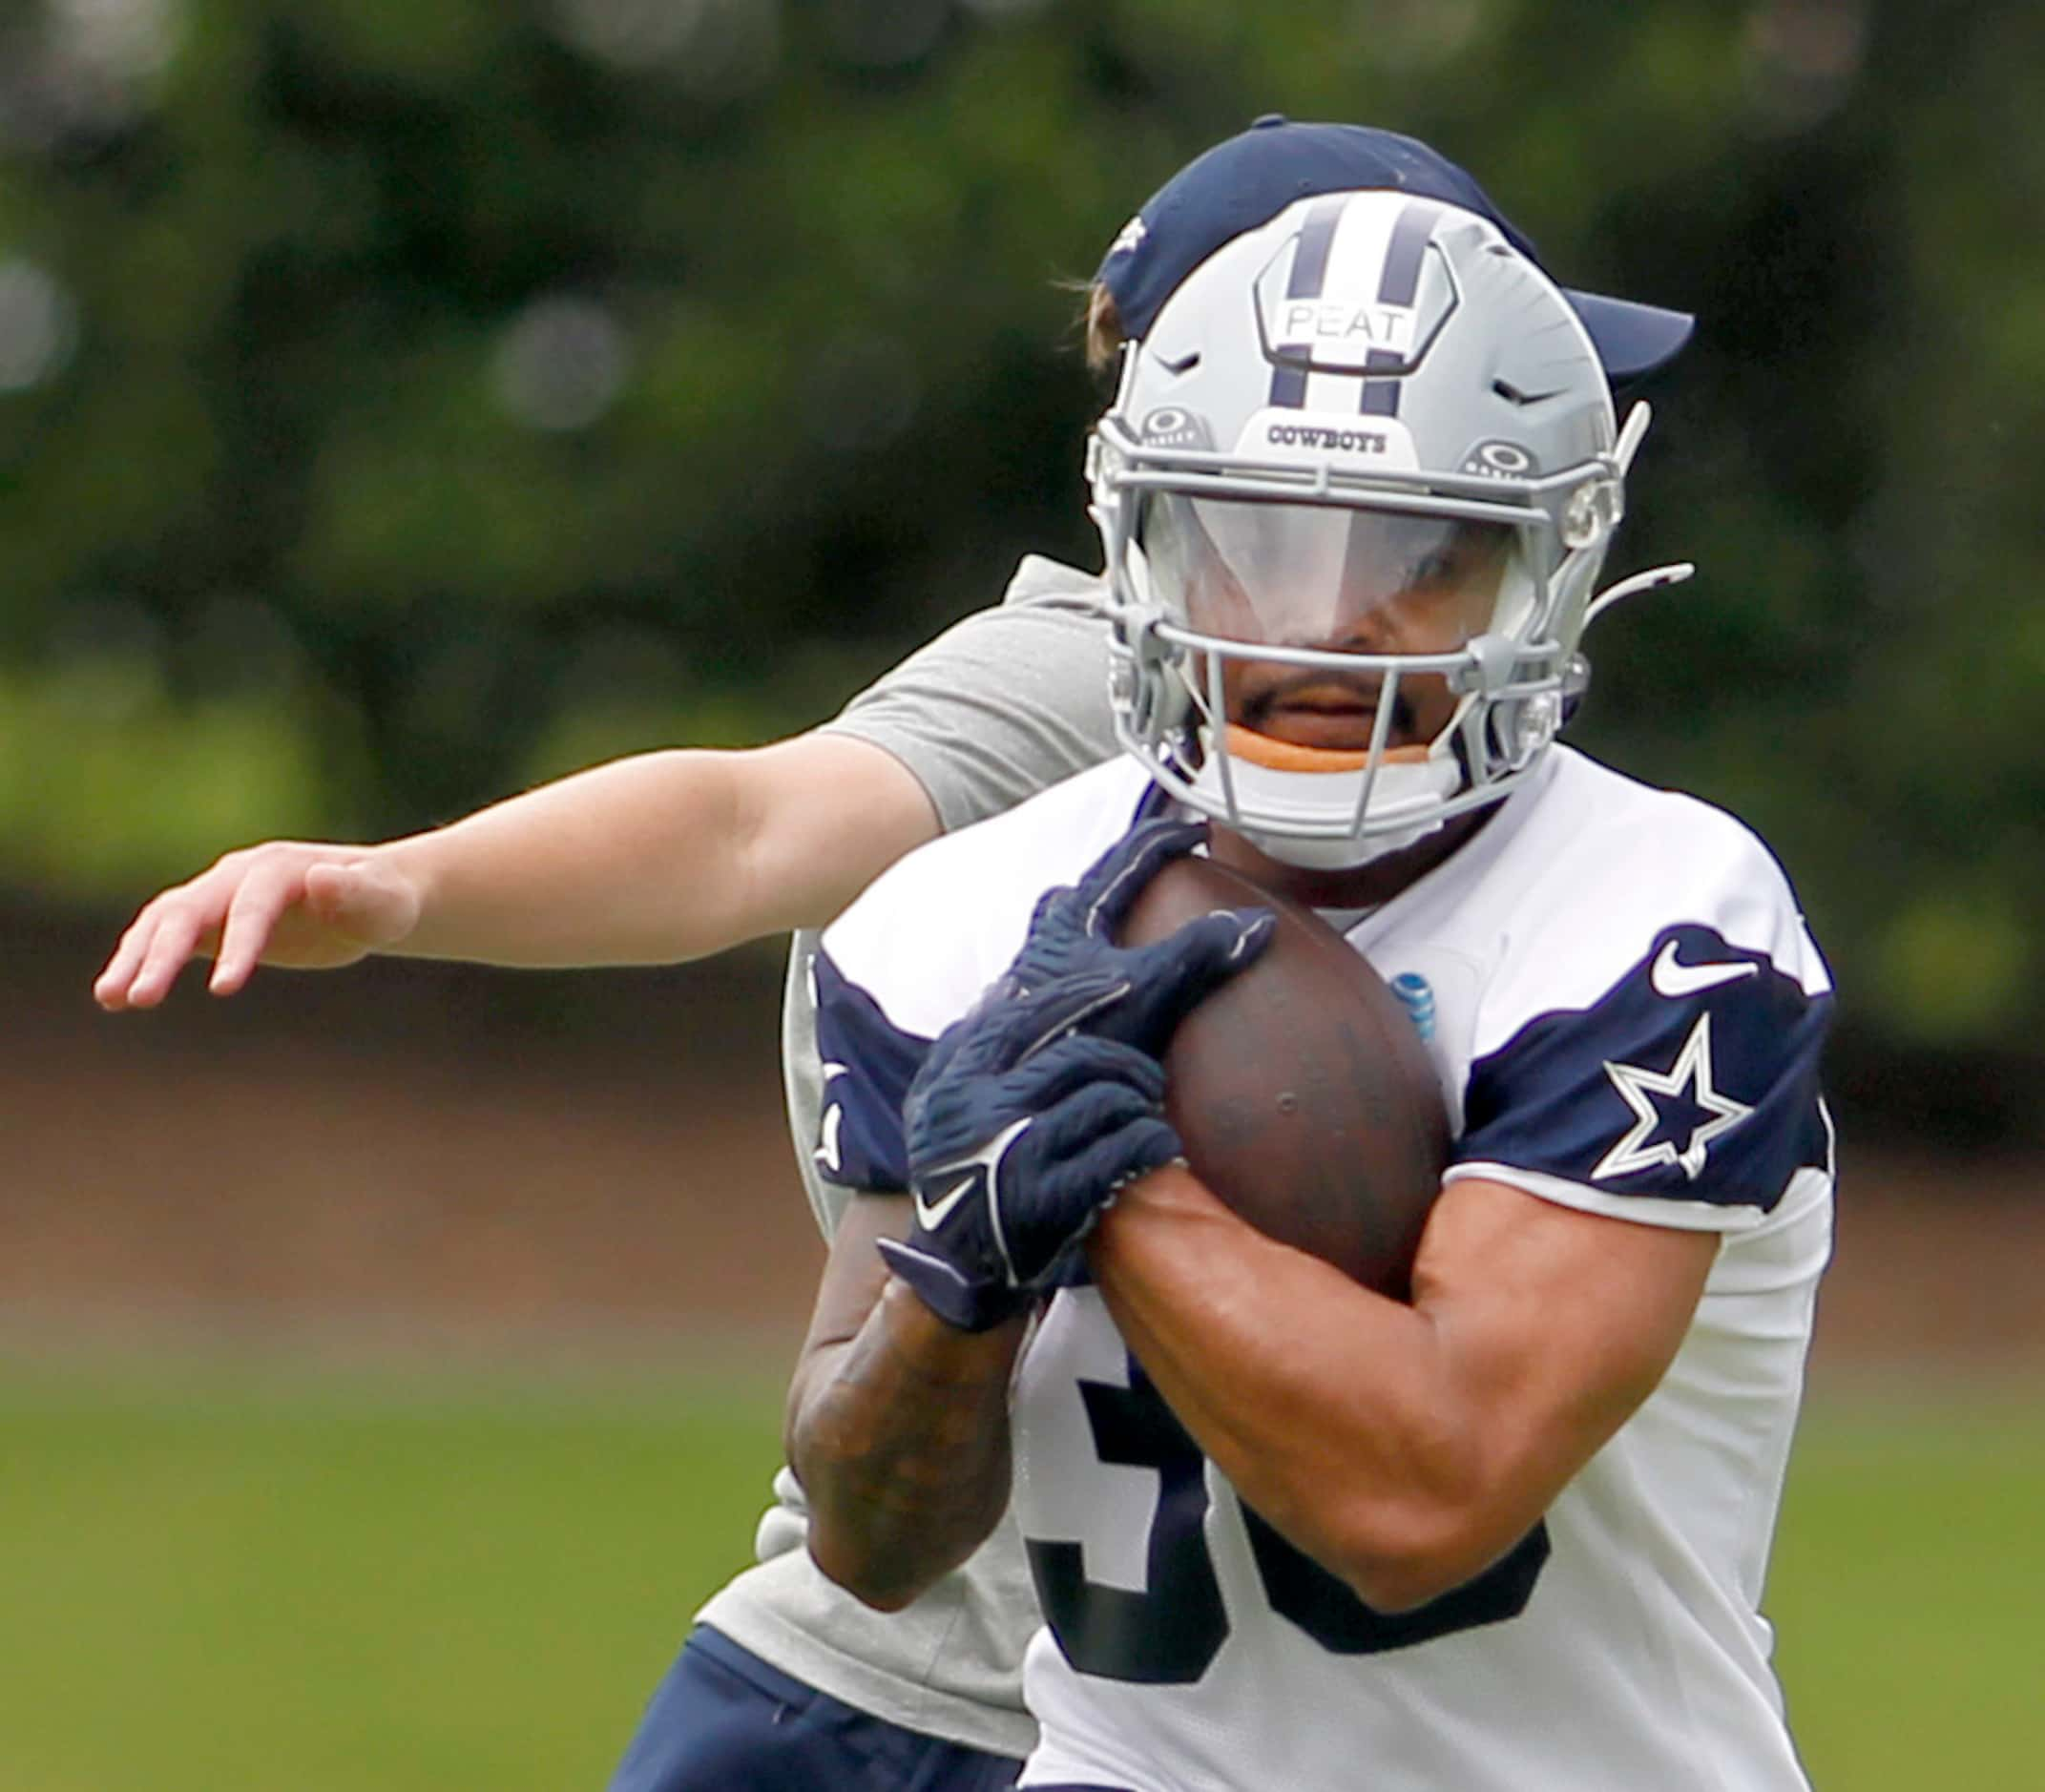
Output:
top-left (734, 733), bottom-right (940, 934)
top-left (1413, 1176), bottom-right (1715, 1540)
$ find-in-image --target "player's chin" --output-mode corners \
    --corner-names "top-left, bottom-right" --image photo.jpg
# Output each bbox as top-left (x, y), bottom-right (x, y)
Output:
top-left (1252, 706), bottom-right (1404, 754)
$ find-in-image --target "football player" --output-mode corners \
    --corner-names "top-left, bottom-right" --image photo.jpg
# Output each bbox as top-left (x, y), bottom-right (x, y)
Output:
top-left (788, 177), bottom-right (1832, 1790)
top-left (94, 123), bottom-right (1718, 1792)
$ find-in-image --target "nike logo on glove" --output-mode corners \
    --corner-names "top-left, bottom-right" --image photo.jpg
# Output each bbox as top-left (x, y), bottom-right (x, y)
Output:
top-left (915, 1171), bottom-right (983, 1231)
top-left (912, 1116), bottom-right (1032, 1232)
top-left (1650, 940), bottom-right (1760, 999)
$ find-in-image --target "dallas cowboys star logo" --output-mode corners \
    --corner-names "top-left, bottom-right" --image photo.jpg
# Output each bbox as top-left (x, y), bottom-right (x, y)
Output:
top-left (1593, 1012), bottom-right (1753, 1183)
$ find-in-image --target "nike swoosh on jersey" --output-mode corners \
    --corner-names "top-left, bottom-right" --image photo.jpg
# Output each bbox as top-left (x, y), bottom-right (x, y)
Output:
top-left (1650, 941), bottom-right (1760, 999)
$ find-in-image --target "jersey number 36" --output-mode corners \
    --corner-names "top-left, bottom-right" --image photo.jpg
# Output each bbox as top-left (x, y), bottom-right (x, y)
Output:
top-left (1026, 1355), bottom-right (1550, 1684)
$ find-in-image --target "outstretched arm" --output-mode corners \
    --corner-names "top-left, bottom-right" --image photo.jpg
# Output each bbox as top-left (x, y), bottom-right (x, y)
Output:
top-left (94, 734), bottom-right (937, 1009)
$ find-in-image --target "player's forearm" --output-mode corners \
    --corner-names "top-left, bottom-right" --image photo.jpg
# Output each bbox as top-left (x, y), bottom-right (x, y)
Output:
top-left (371, 749), bottom-right (790, 967)
top-left (377, 734), bottom-right (938, 968)
top-left (1091, 1168), bottom-right (1492, 1612)
top-left (789, 1279), bottom-right (1025, 1612)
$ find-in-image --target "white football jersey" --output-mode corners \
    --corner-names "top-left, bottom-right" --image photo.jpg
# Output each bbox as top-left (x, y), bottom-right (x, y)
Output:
top-left (815, 747), bottom-right (1833, 1792)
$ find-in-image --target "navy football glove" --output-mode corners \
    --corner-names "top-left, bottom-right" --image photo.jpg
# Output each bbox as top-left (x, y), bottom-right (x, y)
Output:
top-left (879, 823), bottom-right (1274, 1331)
top-left (883, 977), bottom-right (1184, 1331)
top-left (997, 819), bottom-right (1276, 1059)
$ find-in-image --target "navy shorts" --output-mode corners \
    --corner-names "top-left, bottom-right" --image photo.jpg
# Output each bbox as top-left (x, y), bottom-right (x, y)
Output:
top-left (606, 1625), bottom-right (1025, 1792)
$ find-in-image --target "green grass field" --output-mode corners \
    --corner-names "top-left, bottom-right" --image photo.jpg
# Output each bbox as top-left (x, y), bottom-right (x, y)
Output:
top-left (3, 1360), bottom-right (2038, 1790)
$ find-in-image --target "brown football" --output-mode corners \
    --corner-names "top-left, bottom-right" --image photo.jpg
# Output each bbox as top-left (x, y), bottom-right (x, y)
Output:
top-left (1118, 853), bottom-right (1450, 1299)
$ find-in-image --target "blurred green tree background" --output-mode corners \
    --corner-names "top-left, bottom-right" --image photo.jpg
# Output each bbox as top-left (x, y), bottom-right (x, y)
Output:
top-left (3, 0), bottom-right (2038, 1111)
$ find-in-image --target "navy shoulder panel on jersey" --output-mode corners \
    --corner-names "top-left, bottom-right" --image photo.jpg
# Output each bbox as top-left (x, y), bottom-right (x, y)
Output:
top-left (811, 948), bottom-right (933, 1194)
top-left (1459, 923), bottom-right (1832, 1213)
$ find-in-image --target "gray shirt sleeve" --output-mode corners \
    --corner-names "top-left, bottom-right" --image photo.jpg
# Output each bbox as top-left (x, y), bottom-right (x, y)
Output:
top-left (817, 553), bottom-right (1117, 831)
top-left (783, 554), bottom-right (1118, 1236)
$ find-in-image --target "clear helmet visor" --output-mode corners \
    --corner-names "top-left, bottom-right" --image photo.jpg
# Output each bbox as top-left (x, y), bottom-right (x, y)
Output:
top-left (1140, 493), bottom-right (1513, 649)
top-left (1135, 493), bottom-right (1520, 753)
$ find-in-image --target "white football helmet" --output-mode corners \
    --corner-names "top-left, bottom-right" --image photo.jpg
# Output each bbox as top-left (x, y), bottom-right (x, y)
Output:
top-left (1090, 188), bottom-right (1689, 869)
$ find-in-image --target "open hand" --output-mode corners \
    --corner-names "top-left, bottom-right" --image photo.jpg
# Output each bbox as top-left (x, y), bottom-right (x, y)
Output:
top-left (94, 842), bottom-right (425, 1010)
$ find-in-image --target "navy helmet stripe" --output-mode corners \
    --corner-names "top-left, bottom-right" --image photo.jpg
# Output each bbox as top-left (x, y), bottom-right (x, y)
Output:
top-left (1359, 345), bottom-right (1405, 417)
top-left (1377, 200), bottom-right (1440, 307)
top-left (1267, 194), bottom-right (1348, 408)
top-left (1287, 194), bottom-right (1349, 299)
top-left (1355, 203), bottom-right (1438, 419)
top-left (1269, 362), bottom-right (1309, 407)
